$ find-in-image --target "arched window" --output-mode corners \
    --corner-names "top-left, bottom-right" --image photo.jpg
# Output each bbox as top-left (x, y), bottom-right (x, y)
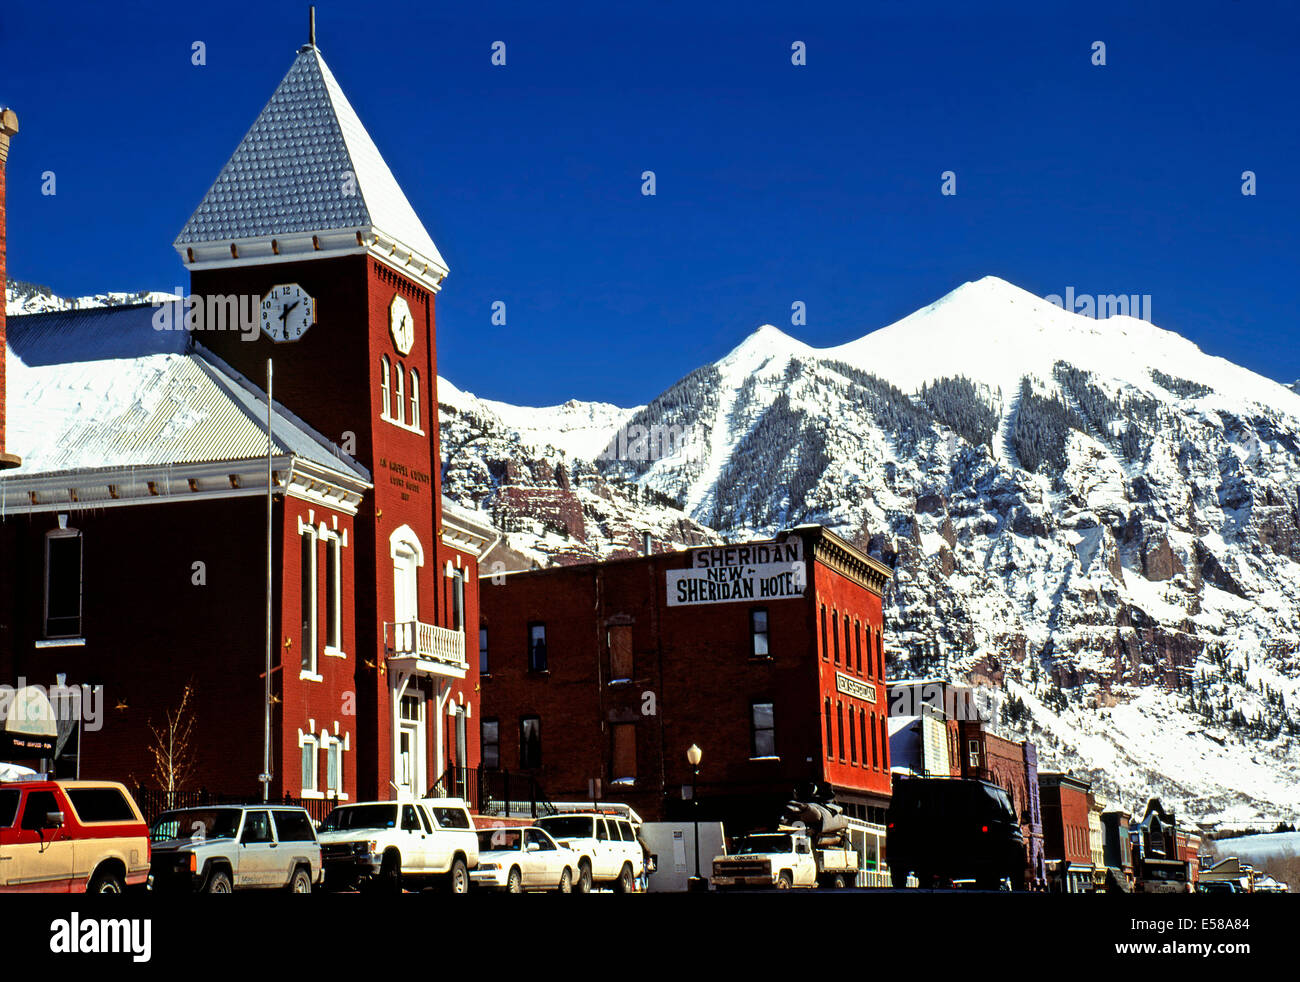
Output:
top-left (824, 697), bottom-right (833, 759)
top-left (409, 369), bottom-right (421, 430)
top-left (394, 364), bottom-right (405, 424)
top-left (380, 356), bottom-right (391, 419)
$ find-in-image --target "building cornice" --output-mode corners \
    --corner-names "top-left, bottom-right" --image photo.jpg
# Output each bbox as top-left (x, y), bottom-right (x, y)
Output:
top-left (177, 227), bottom-right (449, 294)
top-left (789, 525), bottom-right (894, 596)
top-left (441, 503), bottom-right (499, 560)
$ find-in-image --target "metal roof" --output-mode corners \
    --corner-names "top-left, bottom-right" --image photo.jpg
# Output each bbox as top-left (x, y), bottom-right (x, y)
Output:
top-left (173, 45), bottom-right (446, 272)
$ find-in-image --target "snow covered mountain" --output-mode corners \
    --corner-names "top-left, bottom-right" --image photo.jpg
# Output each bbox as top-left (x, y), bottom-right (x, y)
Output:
top-left (6, 279), bottom-right (175, 316)
top-left (459, 276), bottom-right (1300, 826)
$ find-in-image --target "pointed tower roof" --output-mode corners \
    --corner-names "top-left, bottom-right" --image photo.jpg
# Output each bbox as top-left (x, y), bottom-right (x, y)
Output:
top-left (174, 44), bottom-right (448, 290)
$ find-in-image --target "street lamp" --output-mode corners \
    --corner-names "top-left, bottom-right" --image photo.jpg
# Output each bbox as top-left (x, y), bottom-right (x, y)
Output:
top-left (686, 744), bottom-right (706, 892)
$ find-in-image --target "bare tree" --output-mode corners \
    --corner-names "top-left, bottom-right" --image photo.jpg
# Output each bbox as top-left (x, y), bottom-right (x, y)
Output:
top-left (148, 684), bottom-right (198, 796)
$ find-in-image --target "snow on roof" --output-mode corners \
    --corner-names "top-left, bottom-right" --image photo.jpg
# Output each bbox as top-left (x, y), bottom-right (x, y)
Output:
top-left (2, 303), bottom-right (367, 481)
top-left (174, 45), bottom-right (445, 272)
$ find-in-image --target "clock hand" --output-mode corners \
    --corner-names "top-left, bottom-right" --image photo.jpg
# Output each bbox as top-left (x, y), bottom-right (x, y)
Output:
top-left (279, 300), bottom-right (300, 321)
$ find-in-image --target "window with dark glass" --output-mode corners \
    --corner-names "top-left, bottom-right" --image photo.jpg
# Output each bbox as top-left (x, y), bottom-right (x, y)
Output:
top-left (843, 614), bottom-right (852, 673)
top-left (854, 619), bottom-right (862, 674)
top-left (45, 530), bottom-right (83, 639)
top-left (482, 718), bottom-right (499, 769)
top-left (836, 701), bottom-right (845, 761)
top-left (832, 609), bottom-right (840, 664)
top-left (528, 622), bottom-right (547, 672)
top-left (750, 608), bottom-right (769, 658)
top-left (479, 625), bottom-right (489, 675)
top-left (520, 716), bottom-right (542, 769)
top-left (300, 529), bottom-right (317, 673)
top-left (860, 708), bottom-right (869, 767)
top-left (326, 536), bottom-right (341, 651)
top-left (751, 702), bottom-right (775, 757)
top-left (870, 712), bottom-right (879, 769)
top-left (849, 706), bottom-right (858, 764)
top-left (820, 605), bottom-right (828, 660)
top-left (824, 698), bottom-right (833, 759)
top-left (450, 569), bottom-right (465, 631)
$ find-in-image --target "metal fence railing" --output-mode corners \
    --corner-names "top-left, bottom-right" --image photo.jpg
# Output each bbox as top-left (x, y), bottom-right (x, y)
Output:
top-left (132, 788), bottom-right (343, 826)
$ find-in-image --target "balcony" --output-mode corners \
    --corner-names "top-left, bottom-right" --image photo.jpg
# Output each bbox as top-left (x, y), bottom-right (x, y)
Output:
top-left (384, 620), bottom-right (467, 678)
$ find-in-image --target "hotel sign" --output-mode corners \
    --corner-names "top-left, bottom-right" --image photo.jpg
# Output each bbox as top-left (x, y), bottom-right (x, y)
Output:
top-left (836, 671), bottom-right (877, 704)
top-left (667, 538), bottom-right (806, 607)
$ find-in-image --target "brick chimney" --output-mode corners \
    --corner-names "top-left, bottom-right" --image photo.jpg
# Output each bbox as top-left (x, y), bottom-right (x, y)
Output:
top-left (0, 107), bottom-right (18, 469)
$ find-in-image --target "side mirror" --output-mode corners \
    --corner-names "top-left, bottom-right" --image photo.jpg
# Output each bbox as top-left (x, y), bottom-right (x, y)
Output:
top-left (45, 811), bottom-right (65, 829)
top-left (526, 842), bottom-right (540, 852)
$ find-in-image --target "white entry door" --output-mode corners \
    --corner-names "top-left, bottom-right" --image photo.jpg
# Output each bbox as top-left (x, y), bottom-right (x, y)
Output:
top-left (398, 693), bottom-right (426, 799)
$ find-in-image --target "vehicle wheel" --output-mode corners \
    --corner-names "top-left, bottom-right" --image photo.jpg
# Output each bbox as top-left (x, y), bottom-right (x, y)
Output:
top-left (575, 860), bottom-right (593, 894)
top-left (288, 867), bottom-right (313, 894)
top-left (891, 868), bottom-right (909, 889)
top-left (614, 863), bottom-right (635, 894)
top-left (776, 871), bottom-right (793, 890)
top-left (445, 857), bottom-right (469, 895)
top-left (557, 867), bottom-right (572, 894)
top-left (507, 867), bottom-right (523, 894)
top-left (824, 874), bottom-right (847, 890)
top-left (379, 852), bottom-right (402, 895)
top-left (88, 868), bottom-right (124, 895)
top-left (205, 870), bottom-right (233, 894)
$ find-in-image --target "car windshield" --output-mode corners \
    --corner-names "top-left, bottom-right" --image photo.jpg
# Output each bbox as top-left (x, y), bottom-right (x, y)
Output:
top-left (537, 816), bottom-right (593, 840)
top-left (151, 809), bottom-right (243, 843)
top-left (321, 804), bottom-right (397, 832)
top-left (477, 829), bottom-right (522, 851)
top-left (736, 834), bottom-right (791, 854)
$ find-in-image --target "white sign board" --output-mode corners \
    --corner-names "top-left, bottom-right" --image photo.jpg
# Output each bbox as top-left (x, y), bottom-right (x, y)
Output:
top-left (836, 671), bottom-right (877, 704)
top-left (667, 561), bottom-right (806, 606)
top-left (689, 537), bottom-right (803, 569)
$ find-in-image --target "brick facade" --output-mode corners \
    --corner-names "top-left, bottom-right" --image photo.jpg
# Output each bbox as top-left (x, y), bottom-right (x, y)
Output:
top-left (479, 527), bottom-right (893, 829)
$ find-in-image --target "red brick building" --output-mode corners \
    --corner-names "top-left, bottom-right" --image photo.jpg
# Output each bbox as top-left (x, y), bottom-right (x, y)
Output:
top-left (479, 527), bottom-right (894, 830)
top-left (0, 36), bottom-right (493, 808)
top-left (1039, 772), bottom-right (1095, 892)
top-left (957, 721), bottom-right (1047, 889)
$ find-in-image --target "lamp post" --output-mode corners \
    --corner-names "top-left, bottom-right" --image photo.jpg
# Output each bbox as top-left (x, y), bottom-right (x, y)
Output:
top-left (686, 743), bottom-right (705, 892)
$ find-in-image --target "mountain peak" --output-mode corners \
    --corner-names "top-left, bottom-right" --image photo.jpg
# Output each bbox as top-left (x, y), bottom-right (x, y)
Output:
top-left (720, 323), bottom-right (812, 367)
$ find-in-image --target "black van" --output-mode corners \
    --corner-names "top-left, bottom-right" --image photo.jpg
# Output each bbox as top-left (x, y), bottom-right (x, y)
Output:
top-left (886, 777), bottom-right (1025, 889)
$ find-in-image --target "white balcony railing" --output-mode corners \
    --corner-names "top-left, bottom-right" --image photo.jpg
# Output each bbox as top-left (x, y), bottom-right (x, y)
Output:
top-left (385, 620), bottom-right (467, 672)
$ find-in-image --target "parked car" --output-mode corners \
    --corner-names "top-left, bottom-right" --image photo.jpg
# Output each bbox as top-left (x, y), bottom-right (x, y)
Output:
top-left (712, 830), bottom-right (857, 889)
top-left (471, 826), bottom-right (578, 893)
top-left (148, 805), bottom-right (322, 893)
top-left (318, 798), bottom-right (477, 893)
top-left (535, 810), bottom-right (644, 893)
top-left (0, 779), bottom-right (150, 893)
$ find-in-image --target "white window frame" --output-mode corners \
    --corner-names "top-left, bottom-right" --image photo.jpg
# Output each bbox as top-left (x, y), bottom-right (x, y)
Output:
top-left (394, 364), bottom-right (405, 425)
top-left (409, 368), bottom-right (421, 431)
top-left (380, 356), bottom-right (391, 420)
top-left (299, 731), bottom-right (319, 796)
top-left (298, 516), bottom-right (321, 681)
top-left (323, 527), bottom-right (347, 659)
top-left (321, 726), bottom-right (350, 800)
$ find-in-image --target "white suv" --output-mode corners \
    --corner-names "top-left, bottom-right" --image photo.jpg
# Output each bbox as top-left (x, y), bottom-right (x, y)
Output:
top-left (536, 812), bottom-right (644, 893)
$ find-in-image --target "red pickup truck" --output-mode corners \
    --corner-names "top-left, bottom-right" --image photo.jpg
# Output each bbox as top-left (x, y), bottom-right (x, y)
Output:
top-left (0, 780), bottom-right (150, 893)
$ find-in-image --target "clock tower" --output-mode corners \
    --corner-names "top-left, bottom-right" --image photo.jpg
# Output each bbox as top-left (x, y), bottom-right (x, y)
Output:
top-left (174, 36), bottom-right (484, 804)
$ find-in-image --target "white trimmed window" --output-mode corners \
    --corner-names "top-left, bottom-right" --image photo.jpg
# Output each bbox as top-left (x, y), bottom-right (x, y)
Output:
top-left (409, 369), bottom-right (421, 431)
top-left (394, 364), bottom-right (405, 425)
top-left (380, 356), bottom-right (391, 420)
top-left (299, 518), bottom-right (319, 679)
top-left (300, 733), bottom-right (319, 795)
top-left (324, 532), bottom-right (344, 656)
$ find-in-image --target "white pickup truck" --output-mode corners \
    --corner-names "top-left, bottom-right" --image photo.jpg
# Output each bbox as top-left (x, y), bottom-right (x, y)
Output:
top-left (712, 830), bottom-right (857, 890)
top-left (318, 799), bottom-right (478, 894)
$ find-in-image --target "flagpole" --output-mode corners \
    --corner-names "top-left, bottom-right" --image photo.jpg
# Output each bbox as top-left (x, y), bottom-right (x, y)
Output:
top-left (263, 358), bottom-right (274, 803)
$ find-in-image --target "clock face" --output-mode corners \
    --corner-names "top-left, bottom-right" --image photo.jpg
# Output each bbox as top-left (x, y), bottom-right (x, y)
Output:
top-left (390, 295), bottom-right (414, 355)
top-left (260, 283), bottom-right (315, 343)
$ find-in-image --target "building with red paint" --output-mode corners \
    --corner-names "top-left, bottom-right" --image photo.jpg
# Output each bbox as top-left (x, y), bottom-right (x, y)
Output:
top-left (1038, 772), bottom-right (1095, 892)
top-left (0, 35), bottom-right (494, 810)
top-left (479, 527), bottom-right (894, 841)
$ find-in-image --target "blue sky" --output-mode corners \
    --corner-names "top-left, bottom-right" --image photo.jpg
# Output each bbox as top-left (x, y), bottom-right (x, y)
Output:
top-left (2, 0), bottom-right (1297, 405)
